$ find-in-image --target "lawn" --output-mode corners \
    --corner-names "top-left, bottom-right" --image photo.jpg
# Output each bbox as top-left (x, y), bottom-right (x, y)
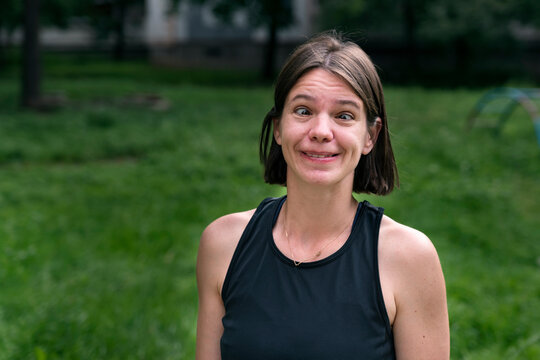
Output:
top-left (0, 56), bottom-right (539, 359)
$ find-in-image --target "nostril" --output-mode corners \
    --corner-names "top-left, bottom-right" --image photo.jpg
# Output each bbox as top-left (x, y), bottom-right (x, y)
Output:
top-left (309, 126), bottom-right (333, 143)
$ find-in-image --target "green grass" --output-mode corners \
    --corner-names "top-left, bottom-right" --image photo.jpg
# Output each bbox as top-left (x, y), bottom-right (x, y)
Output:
top-left (0, 57), bottom-right (539, 359)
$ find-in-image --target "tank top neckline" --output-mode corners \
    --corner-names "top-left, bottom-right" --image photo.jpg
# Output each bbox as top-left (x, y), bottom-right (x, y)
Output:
top-left (267, 196), bottom-right (367, 268)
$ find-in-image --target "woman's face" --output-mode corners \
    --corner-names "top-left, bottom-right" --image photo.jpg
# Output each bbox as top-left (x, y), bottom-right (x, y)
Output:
top-left (274, 68), bottom-right (378, 190)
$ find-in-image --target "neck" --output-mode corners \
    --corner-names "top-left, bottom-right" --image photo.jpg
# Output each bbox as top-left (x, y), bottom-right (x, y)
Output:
top-left (282, 179), bottom-right (358, 244)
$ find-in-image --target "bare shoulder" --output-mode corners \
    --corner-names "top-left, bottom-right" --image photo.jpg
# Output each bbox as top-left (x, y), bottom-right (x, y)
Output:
top-left (379, 216), bottom-right (449, 359)
top-left (378, 214), bottom-right (445, 307)
top-left (201, 209), bottom-right (256, 248)
top-left (196, 210), bottom-right (256, 359)
top-left (379, 215), bottom-right (440, 268)
top-left (199, 209), bottom-right (256, 266)
top-left (197, 209), bottom-right (256, 295)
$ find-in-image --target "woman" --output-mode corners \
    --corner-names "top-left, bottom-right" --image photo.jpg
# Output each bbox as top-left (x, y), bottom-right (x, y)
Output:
top-left (196, 33), bottom-right (449, 359)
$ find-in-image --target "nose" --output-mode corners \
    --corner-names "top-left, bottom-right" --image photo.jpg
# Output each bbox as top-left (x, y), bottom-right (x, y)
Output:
top-left (308, 114), bottom-right (334, 143)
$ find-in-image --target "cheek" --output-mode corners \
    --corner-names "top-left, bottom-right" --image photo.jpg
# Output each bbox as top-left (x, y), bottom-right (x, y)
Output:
top-left (279, 121), bottom-right (304, 144)
top-left (345, 131), bottom-right (367, 150)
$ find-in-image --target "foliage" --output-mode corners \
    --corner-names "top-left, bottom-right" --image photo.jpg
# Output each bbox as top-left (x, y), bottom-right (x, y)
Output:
top-left (40, 0), bottom-right (83, 28)
top-left (317, 0), bottom-right (540, 84)
top-left (418, 0), bottom-right (515, 43)
top-left (72, 0), bottom-right (144, 38)
top-left (317, 0), bottom-right (405, 37)
top-left (0, 0), bottom-right (23, 40)
top-left (0, 56), bottom-right (539, 359)
top-left (1, 0), bottom-right (84, 31)
top-left (209, 0), bottom-right (294, 29)
top-left (0, 0), bottom-right (148, 61)
top-left (66, 0), bottom-right (147, 60)
top-left (170, 0), bottom-right (295, 28)
top-left (183, 0), bottom-right (295, 78)
top-left (318, 0), bottom-right (538, 45)
top-left (0, 0), bottom-right (78, 43)
top-left (514, 0), bottom-right (540, 27)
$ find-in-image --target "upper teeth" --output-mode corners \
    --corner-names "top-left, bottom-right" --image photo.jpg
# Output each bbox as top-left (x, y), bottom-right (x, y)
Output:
top-left (307, 153), bottom-right (332, 158)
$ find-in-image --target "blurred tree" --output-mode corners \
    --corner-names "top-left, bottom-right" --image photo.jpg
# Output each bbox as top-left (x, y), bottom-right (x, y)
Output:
top-left (42, 0), bottom-right (81, 27)
top-left (1, 0), bottom-right (77, 56)
top-left (21, 0), bottom-right (41, 108)
top-left (189, 0), bottom-right (295, 80)
top-left (401, 0), bottom-right (429, 71)
top-left (73, 0), bottom-right (145, 61)
top-left (0, 0), bottom-right (23, 66)
top-left (513, 0), bottom-right (540, 27)
top-left (318, 0), bottom-right (534, 80)
top-left (19, 0), bottom-right (80, 108)
top-left (317, 0), bottom-right (428, 72)
top-left (419, 0), bottom-right (516, 75)
top-left (4, 0), bottom-right (147, 62)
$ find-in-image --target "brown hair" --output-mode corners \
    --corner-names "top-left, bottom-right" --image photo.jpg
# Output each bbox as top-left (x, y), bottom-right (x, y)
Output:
top-left (259, 31), bottom-right (398, 195)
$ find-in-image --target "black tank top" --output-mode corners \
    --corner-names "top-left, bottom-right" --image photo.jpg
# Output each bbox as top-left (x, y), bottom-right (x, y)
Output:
top-left (220, 196), bottom-right (395, 359)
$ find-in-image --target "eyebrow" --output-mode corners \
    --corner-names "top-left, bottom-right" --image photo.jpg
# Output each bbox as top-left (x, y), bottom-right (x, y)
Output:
top-left (290, 94), bottom-right (315, 103)
top-left (290, 94), bottom-right (362, 110)
top-left (336, 99), bottom-right (362, 110)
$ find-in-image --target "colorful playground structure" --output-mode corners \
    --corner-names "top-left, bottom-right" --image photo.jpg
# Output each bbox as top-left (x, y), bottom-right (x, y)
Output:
top-left (467, 87), bottom-right (540, 147)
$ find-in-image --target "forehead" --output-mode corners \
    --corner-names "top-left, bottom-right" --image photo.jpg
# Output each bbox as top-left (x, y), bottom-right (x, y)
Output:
top-left (287, 68), bottom-right (360, 103)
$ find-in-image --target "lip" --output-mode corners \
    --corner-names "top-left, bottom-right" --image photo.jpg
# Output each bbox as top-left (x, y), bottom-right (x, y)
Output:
top-left (301, 151), bottom-right (340, 162)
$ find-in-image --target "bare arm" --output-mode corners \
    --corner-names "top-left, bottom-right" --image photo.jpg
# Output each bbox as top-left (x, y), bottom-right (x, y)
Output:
top-left (196, 211), bottom-right (254, 360)
top-left (379, 218), bottom-right (450, 360)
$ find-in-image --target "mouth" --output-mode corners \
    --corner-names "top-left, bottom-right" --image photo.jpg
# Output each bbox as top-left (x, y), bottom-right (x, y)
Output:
top-left (302, 152), bottom-right (339, 159)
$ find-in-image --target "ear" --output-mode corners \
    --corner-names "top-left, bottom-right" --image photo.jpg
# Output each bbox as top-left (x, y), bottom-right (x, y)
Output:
top-left (362, 117), bottom-right (382, 155)
top-left (273, 117), bottom-right (282, 145)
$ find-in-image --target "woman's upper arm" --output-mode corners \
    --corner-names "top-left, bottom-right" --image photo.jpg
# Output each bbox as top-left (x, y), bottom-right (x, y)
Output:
top-left (195, 211), bottom-right (253, 360)
top-left (381, 220), bottom-right (450, 360)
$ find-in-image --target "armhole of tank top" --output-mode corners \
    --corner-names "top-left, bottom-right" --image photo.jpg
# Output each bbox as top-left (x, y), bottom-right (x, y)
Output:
top-left (220, 197), bottom-right (275, 304)
top-left (372, 207), bottom-right (395, 342)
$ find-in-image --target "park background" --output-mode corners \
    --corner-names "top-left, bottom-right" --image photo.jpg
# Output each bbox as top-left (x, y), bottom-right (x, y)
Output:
top-left (1, 0), bottom-right (539, 359)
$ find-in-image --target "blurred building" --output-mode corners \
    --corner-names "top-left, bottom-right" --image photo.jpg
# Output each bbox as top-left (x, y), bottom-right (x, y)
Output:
top-left (4, 0), bottom-right (538, 83)
top-left (144, 0), bottom-right (318, 70)
top-left (1, 0), bottom-right (317, 71)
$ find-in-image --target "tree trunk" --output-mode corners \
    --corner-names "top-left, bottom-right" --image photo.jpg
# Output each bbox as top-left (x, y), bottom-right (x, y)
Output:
top-left (112, 2), bottom-right (126, 61)
top-left (0, 20), bottom-right (4, 69)
top-left (21, 0), bottom-right (41, 108)
top-left (262, 15), bottom-right (278, 81)
top-left (402, 0), bottom-right (418, 77)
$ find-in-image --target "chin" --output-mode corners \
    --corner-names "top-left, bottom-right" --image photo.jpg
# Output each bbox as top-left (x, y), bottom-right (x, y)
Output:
top-left (300, 173), bottom-right (351, 188)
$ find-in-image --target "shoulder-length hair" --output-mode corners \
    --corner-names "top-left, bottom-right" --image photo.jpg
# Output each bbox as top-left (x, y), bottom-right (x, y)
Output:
top-left (259, 31), bottom-right (398, 195)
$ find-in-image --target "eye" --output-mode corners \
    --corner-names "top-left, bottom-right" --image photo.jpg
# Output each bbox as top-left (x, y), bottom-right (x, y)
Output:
top-left (294, 107), bottom-right (311, 116)
top-left (337, 113), bottom-right (354, 121)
